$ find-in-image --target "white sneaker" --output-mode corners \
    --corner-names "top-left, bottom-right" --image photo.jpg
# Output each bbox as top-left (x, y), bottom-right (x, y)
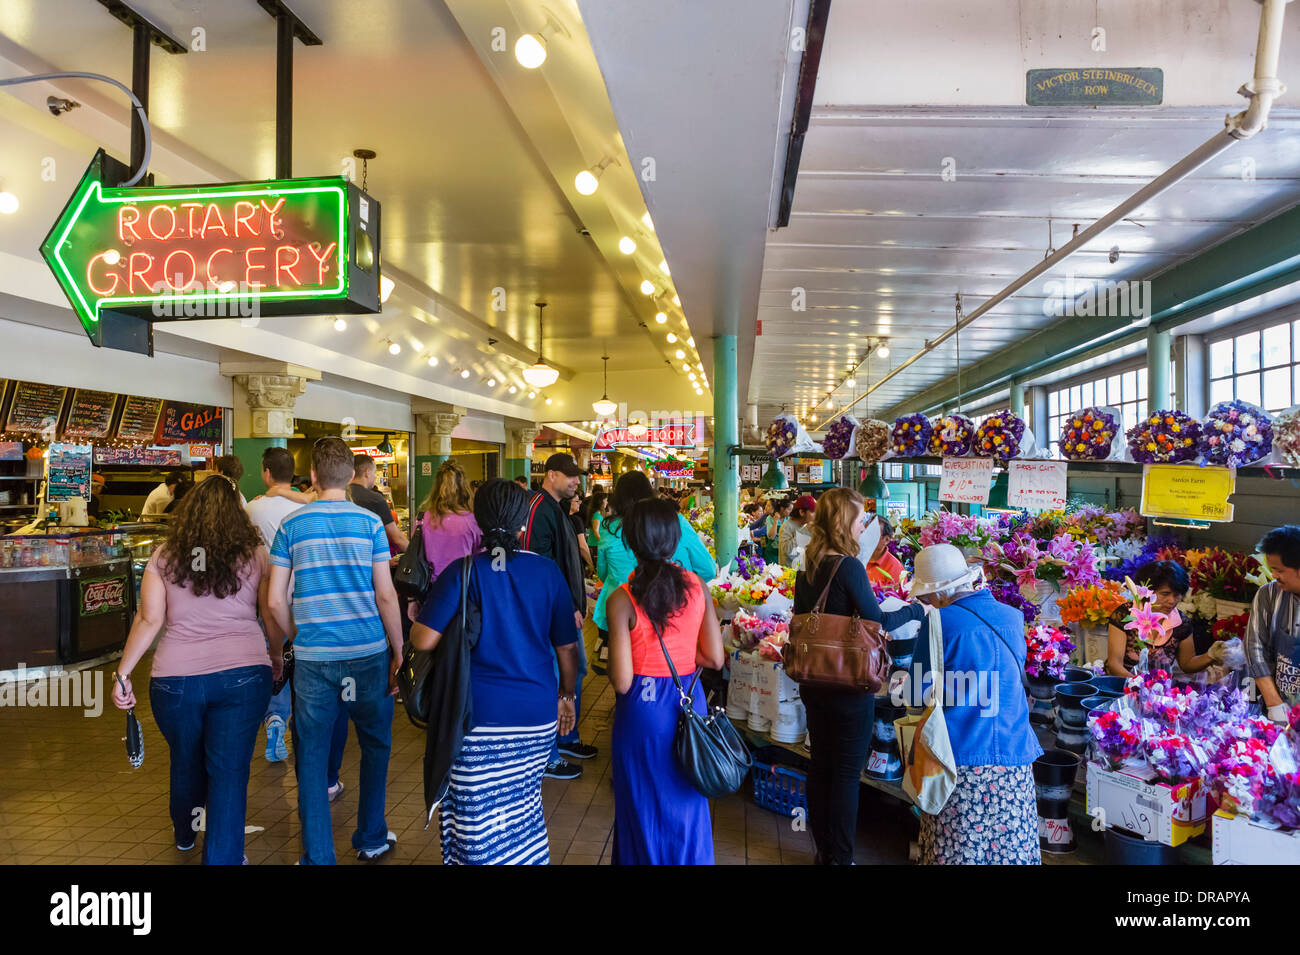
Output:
top-left (328, 779), bottom-right (344, 802)
top-left (357, 831), bottom-right (397, 861)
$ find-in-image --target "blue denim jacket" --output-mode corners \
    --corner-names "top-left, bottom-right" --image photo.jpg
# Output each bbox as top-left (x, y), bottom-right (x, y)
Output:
top-left (909, 589), bottom-right (1043, 767)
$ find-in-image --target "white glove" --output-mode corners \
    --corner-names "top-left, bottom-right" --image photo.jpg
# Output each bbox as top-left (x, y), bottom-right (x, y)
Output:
top-left (1268, 703), bottom-right (1289, 724)
top-left (1206, 641), bottom-right (1227, 664)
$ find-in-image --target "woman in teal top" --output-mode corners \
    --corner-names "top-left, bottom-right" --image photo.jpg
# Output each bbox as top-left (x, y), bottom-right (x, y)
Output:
top-left (764, 498), bottom-right (791, 564)
top-left (582, 488), bottom-right (607, 552)
top-left (594, 472), bottom-right (716, 636)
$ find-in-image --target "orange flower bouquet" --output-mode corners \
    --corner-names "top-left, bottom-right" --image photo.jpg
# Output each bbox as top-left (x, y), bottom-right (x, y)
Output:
top-left (1056, 580), bottom-right (1127, 628)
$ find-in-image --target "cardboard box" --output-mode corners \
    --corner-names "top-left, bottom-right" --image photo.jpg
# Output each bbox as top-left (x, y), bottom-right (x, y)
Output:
top-left (1085, 761), bottom-right (1206, 847)
top-left (1212, 809), bottom-right (1300, 865)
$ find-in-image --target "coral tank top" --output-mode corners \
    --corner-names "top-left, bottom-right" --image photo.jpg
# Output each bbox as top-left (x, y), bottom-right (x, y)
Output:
top-left (621, 574), bottom-right (705, 677)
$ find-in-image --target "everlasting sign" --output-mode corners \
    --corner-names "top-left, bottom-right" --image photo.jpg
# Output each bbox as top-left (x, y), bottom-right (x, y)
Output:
top-left (939, 456), bottom-right (994, 505)
top-left (41, 150), bottom-right (382, 348)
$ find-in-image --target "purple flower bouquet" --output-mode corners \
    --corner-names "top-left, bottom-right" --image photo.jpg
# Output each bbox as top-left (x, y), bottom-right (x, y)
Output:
top-left (1141, 731), bottom-right (1208, 784)
top-left (822, 415), bottom-right (858, 459)
top-left (1200, 400), bottom-right (1274, 468)
top-left (974, 409), bottom-right (1028, 462)
top-left (891, 413), bottom-right (932, 457)
top-left (928, 414), bottom-right (975, 457)
top-left (1060, 407), bottom-right (1121, 461)
top-left (1126, 410), bottom-right (1202, 464)
top-left (765, 415), bottom-right (799, 457)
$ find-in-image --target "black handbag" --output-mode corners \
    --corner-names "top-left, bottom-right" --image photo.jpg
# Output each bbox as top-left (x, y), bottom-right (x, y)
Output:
top-left (271, 641), bottom-right (294, 696)
top-left (399, 554), bottom-right (471, 728)
top-left (394, 519), bottom-right (432, 601)
top-left (653, 620), bottom-right (752, 798)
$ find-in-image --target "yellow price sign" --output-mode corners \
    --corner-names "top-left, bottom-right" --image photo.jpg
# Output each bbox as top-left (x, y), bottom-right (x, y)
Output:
top-left (1140, 464), bottom-right (1235, 522)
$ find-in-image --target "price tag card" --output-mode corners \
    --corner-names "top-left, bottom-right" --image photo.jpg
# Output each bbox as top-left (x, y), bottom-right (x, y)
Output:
top-left (1140, 464), bottom-right (1235, 522)
top-left (938, 456), bottom-right (994, 504)
top-left (1007, 460), bottom-right (1068, 510)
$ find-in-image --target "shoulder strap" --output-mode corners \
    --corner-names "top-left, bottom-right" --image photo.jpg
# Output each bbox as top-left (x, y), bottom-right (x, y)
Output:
top-left (651, 614), bottom-right (700, 707)
top-left (459, 553), bottom-right (472, 630)
top-left (811, 555), bottom-right (845, 614)
top-left (522, 493), bottom-right (545, 549)
top-left (952, 601), bottom-right (1026, 667)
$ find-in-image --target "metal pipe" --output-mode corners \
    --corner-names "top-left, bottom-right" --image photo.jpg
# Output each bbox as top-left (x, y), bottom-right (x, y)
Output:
top-left (824, 0), bottom-right (1291, 423)
top-left (276, 13), bottom-right (293, 179)
top-left (130, 21), bottom-right (149, 180)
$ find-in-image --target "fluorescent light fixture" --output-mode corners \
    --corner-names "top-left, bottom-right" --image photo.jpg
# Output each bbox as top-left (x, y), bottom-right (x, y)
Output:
top-left (618, 236), bottom-right (636, 255)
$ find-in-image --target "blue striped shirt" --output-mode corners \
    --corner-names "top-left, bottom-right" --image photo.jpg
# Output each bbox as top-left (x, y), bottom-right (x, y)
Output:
top-left (270, 499), bottom-right (390, 661)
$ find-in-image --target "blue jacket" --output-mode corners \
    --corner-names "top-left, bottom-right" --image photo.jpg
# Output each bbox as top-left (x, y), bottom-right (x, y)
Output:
top-left (910, 589), bottom-right (1043, 767)
top-left (593, 513), bottom-right (717, 631)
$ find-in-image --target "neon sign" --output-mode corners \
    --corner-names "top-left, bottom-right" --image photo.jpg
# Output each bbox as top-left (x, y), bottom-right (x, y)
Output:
top-left (41, 150), bottom-right (382, 346)
top-left (594, 421), bottom-right (699, 450)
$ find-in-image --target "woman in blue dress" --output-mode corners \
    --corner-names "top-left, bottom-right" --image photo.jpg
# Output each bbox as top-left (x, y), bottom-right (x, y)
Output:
top-left (605, 497), bottom-right (726, 865)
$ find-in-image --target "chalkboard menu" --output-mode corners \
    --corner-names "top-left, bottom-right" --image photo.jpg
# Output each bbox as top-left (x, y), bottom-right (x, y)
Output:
top-left (48, 442), bottom-right (93, 501)
top-left (158, 401), bottom-right (222, 444)
top-left (6, 381), bottom-right (67, 435)
top-left (63, 389), bottom-right (118, 440)
top-left (94, 446), bottom-right (182, 466)
top-left (116, 395), bottom-right (163, 443)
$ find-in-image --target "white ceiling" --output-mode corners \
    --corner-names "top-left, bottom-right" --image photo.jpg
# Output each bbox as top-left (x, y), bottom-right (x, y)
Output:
top-left (751, 0), bottom-right (1300, 425)
top-left (0, 0), bottom-right (704, 423)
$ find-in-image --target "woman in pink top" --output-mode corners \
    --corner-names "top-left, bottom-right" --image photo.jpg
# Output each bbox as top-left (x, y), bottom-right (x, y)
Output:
top-left (605, 497), bottom-right (725, 865)
top-left (419, 460), bottom-right (482, 580)
top-left (112, 476), bottom-right (278, 865)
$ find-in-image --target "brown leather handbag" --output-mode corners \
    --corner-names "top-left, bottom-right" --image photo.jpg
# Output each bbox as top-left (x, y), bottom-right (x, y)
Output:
top-left (785, 556), bottom-right (889, 692)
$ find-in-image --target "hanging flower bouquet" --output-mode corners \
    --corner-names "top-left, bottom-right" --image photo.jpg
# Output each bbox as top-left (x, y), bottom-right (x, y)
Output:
top-left (1024, 622), bottom-right (1076, 681)
top-left (890, 413), bottom-right (932, 457)
top-left (1089, 709), bottom-right (1144, 769)
top-left (1126, 410), bottom-right (1202, 464)
top-left (1060, 407), bottom-right (1121, 461)
top-left (974, 409), bottom-right (1028, 462)
top-left (928, 414), bottom-right (975, 457)
top-left (1056, 580), bottom-right (1127, 628)
top-left (854, 419), bottom-right (893, 463)
top-left (1199, 400), bottom-right (1274, 468)
top-left (821, 415), bottom-right (858, 459)
top-left (1274, 408), bottom-right (1300, 468)
top-left (765, 413), bottom-right (819, 458)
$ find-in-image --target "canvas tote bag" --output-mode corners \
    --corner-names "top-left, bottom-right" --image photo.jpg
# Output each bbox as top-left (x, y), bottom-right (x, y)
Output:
top-left (894, 607), bottom-right (957, 815)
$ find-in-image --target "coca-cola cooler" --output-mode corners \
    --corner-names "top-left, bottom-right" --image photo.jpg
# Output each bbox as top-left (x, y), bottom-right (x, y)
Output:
top-left (59, 558), bottom-right (133, 664)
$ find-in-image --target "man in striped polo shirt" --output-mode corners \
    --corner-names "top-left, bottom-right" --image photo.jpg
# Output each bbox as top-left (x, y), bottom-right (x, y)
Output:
top-left (268, 437), bottom-right (405, 865)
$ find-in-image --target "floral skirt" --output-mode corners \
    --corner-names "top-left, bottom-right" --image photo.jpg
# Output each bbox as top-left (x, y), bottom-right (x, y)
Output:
top-left (918, 765), bottom-right (1041, 865)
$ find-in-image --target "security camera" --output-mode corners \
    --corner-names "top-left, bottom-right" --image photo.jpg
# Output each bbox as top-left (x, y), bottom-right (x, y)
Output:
top-left (1108, 246), bottom-right (1120, 264)
top-left (47, 96), bottom-right (80, 116)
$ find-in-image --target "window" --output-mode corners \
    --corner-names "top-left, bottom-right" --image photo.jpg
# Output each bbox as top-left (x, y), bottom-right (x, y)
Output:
top-left (1209, 318), bottom-right (1299, 413)
top-left (1045, 360), bottom-right (1167, 458)
top-left (883, 462), bottom-right (905, 481)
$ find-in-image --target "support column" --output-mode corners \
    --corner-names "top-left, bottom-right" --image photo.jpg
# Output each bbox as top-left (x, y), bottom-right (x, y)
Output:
top-left (505, 425), bottom-right (540, 482)
top-left (1028, 385), bottom-right (1049, 452)
top-left (712, 335), bottom-right (739, 569)
top-left (1009, 380), bottom-right (1026, 421)
top-left (1174, 334), bottom-right (1207, 419)
top-left (224, 362), bottom-right (320, 501)
top-left (1147, 326), bottom-right (1172, 415)
top-left (414, 406), bottom-right (465, 508)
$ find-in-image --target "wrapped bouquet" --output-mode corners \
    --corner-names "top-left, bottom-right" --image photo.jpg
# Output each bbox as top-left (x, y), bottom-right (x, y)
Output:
top-left (1024, 622), bottom-right (1076, 681)
top-left (890, 413), bottom-right (932, 457)
top-left (1089, 708), bottom-right (1144, 769)
top-left (766, 413), bottom-right (820, 458)
top-left (1274, 407), bottom-right (1300, 468)
top-left (1059, 407), bottom-right (1122, 461)
top-left (1126, 410), bottom-right (1202, 464)
top-left (854, 418), bottom-right (892, 463)
top-left (821, 415), bottom-right (859, 459)
top-left (1199, 399), bottom-right (1273, 468)
top-left (973, 409), bottom-right (1029, 462)
top-left (928, 414), bottom-right (975, 457)
top-left (1056, 580), bottom-right (1127, 628)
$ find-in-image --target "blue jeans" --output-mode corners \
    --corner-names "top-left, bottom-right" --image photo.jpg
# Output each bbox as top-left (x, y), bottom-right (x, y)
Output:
top-left (328, 705), bottom-right (348, 789)
top-left (291, 651), bottom-right (393, 864)
top-left (266, 681), bottom-right (292, 723)
top-left (150, 665), bottom-right (272, 865)
top-left (550, 625), bottom-right (589, 760)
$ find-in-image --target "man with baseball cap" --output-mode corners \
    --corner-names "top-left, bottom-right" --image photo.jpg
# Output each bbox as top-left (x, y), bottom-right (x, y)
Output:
top-left (779, 494), bottom-right (816, 568)
top-left (523, 452), bottom-right (597, 778)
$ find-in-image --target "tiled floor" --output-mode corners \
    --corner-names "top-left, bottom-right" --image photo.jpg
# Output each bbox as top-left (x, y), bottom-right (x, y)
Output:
top-left (0, 625), bottom-right (913, 865)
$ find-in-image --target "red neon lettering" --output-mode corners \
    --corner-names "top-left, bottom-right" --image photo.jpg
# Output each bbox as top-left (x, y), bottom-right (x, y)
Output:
top-left (259, 198), bottom-right (285, 237)
top-left (200, 203), bottom-right (229, 238)
top-left (305, 242), bottom-right (336, 284)
top-left (244, 246), bottom-right (267, 288)
top-left (147, 204), bottom-right (177, 241)
top-left (128, 252), bottom-right (154, 295)
top-left (118, 207), bottom-right (142, 242)
top-left (180, 202), bottom-right (203, 237)
top-left (86, 254), bottom-right (120, 296)
top-left (233, 201), bottom-right (258, 238)
top-left (206, 248), bottom-right (233, 284)
top-left (274, 245), bottom-right (301, 286)
top-left (162, 249), bottom-right (197, 290)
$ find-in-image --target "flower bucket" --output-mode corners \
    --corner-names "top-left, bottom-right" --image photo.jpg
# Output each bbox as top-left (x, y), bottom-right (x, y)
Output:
top-left (1033, 749), bottom-right (1082, 854)
top-left (1054, 683), bottom-right (1096, 728)
top-left (1026, 673), bottom-right (1059, 726)
top-left (1214, 598), bottom-right (1250, 620)
top-left (771, 697), bottom-right (807, 744)
top-left (1075, 624), bottom-right (1110, 667)
top-left (1032, 579), bottom-right (1063, 623)
top-left (866, 700), bottom-right (905, 781)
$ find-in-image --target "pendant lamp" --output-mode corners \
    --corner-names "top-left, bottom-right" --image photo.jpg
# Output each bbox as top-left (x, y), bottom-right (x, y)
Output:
top-left (592, 353), bottom-right (617, 416)
top-left (759, 459), bottom-right (788, 490)
top-left (859, 462), bottom-right (889, 500)
top-left (523, 302), bottom-right (560, 388)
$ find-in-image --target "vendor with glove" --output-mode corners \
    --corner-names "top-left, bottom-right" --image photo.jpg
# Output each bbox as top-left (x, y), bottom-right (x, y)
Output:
top-left (1105, 560), bottom-right (1223, 679)
top-left (1245, 525), bottom-right (1300, 723)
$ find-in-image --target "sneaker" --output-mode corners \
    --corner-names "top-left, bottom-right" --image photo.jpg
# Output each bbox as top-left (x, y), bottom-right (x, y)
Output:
top-left (543, 758), bottom-right (582, 780)
top-left (357, 831), bottom-right (397, 862)
top-left (176, 838), bottom-right (195, 851)
top-left (265, 717), bottom-right (288, 763)
top-left (558, 741), bottom-right (598, 760)
top-left (328, 780), bottom-right (344, 803)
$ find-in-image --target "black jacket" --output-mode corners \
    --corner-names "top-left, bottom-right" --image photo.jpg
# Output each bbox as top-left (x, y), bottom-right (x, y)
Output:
top-left (523, 490), bottom-right (586, 615)
top-left (423, 554), bottom-right (481, 817)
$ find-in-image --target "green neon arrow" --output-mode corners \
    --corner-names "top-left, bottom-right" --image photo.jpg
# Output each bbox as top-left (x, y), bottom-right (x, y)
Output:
top-left (40, 150), bottom-right (350, 344)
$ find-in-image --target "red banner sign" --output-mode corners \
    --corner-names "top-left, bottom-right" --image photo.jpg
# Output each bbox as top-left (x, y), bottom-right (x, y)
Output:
top-left (593, 422), bottom-right (698, 450)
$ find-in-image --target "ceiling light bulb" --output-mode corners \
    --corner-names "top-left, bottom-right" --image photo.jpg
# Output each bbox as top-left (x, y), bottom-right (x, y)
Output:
top-left (528, 391), bottom-right (536, 399)
top-left (574, 170), bottom-right (599, 195)
top-left (666, 332), bottom-right (677, 343)
top-left (508, 384), bottom-right (517, 394)
top-left (877, 344), bottom-right (890, 358)
top-left (545, 396), bottom-right (553, 405)
top-left (654, 311), bottom-right (667, 324)
top-left (687, 337), bottom-right (694, 347)
top-left (333, 317), bottom-right (347, 331)
top-left (388, 341), bottom-right (401, 356)
top-left (688, 372), bottom-right (697, 381)
top-left (379, 275), bottom-right (395, 303)
top-left (487, 378), bottom-right (496, 387)
top-left (672, 294), bottom-right (680, 306)
top-left (642, 212), bottom-right (654, 231)
top-left (523, 362), bottom-right (559, 387)
top-left (0, 192), bottom-right (17, 215)
top-left (658, 259), bottom-right (669, 275)
top-left (514, 33), bottom-right (547, 69)
top-left (810, 414), bottom-right (817, 423)
top-left (847, 377), bottom-right (857, 387)
top-left (460, 368), bottom-right (470, 379)
top-left (682, 361), bottom-right (690, 370)
top-left (639, 280), bottom-right (655, 296)
top-left (696, 363), bottom-right (704, 371)
top-left (675, 349), bottom-right (685, 359)
top-left (618, 236), bottom-right (636, 255)
top-left (427, 355), bottom-right (438, 367)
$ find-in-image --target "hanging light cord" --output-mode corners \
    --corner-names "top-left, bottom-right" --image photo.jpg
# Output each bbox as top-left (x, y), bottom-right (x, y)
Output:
top-left (954, 293), bottom-right (964, 414)
top-left (0, 72), bottom-right (151, 186)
